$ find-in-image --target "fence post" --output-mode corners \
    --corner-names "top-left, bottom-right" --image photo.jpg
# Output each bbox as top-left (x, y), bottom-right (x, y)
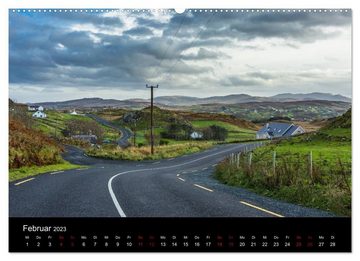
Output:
top-left (236, 153), bottom-right (240, 168)
top-left (249, 152), bottom-right (252, 167)
top-left (309, 151), bottom-right (313, 179)
top-left (273, 151), bottom-right (276, 174)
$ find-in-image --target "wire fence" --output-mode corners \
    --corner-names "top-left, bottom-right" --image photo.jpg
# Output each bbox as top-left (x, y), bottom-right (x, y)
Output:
top-left (224, 148), bottom-right (351, 192)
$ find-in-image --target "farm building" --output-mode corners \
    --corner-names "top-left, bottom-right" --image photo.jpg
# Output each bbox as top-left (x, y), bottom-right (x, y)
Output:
top-left (72, 134), bottom-right (98, 144)
top-left (190, 131), bottom-right (203, 139)
top-left (32, 110), bottom-right (47, 118)
top-left (256, 122), bottom-right (305, 139)
top-left (70, 110), bottom-right (78, 115)
top-left (28, 105), bottom-right (44, 111)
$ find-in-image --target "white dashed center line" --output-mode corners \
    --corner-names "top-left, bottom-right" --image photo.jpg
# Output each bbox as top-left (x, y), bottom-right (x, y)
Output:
top-left (240, 201), bottom-right (284, 217)
top-left (193, 184), bottom-right (213, 192)
top-left (14, 178), bottom-right (35, 186)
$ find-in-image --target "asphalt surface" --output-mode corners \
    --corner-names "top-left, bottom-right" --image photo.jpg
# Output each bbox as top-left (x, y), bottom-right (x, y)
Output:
top-left (9, 143), bottom-right (335, 218)
top-left (86, 114), bottom-right (132, 148)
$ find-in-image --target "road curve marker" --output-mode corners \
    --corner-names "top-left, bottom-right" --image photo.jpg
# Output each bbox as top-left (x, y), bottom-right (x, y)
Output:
top-left (240, 201), bottom-right (284, 218)
top-left (193, 184), bottom-right (213, 192)
top-left (108, 143), bottom-right (251, 217)
top-left (14, 178), bottom-right (35, 186)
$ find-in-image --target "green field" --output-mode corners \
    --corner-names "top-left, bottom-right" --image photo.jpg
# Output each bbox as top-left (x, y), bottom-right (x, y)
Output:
top-left (214, 108), bottom-right (351, 216)
top-left (33, 111), bottom-right (120, 143)
top-left (191, 120), bottom-right (256, 142)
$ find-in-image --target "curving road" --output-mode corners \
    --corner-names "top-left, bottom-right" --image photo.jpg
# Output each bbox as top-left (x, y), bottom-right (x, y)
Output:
top-left (9, 143), bottom-right (334, 218)
top-left (86, 114), bottom-right (132, 148)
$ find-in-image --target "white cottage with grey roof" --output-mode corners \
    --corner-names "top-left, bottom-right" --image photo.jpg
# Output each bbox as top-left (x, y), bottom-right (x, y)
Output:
top-left (256, 122), bottom-right (305, 139)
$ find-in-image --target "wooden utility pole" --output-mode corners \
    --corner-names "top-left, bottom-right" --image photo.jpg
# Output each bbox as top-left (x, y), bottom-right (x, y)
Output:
top-left (146, 84), bottom-right (158, 154)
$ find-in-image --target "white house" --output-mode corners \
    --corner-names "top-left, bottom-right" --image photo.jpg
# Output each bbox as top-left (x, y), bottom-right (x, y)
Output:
top-left (190, 131), bottom-right (203, 139)
top-left (70, 110), bottom-right (78, 115)
top-left (256, 122), bottom-right (305, 139)
top-left (32, 111), bottom-right (47, 118)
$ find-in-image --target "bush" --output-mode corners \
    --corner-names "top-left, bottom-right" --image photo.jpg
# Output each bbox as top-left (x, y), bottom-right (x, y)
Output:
top-left (203, 125), bottom-right (228, 141)
top-left (159, 139), bottom-right (169, 145)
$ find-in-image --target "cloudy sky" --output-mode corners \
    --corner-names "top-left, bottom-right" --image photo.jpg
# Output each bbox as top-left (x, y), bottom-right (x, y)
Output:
top-left (9, 9), bottom-right (352, 103)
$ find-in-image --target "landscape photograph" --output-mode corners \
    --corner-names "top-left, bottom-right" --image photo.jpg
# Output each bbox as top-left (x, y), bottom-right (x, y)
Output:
top-left (9, 9), bottom-right (351, 218)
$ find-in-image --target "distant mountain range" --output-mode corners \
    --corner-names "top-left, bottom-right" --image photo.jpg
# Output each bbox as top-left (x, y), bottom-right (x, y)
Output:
top-left (29, 92), bottom-right (351, 109)
top-left (154, 92), bottom-right (351, 106)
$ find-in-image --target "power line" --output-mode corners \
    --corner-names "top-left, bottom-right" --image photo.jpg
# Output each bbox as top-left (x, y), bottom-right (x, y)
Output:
top-left (159, 12), bottom-right (215, 84)
top-left (156, 12), bottom-right (187, 71)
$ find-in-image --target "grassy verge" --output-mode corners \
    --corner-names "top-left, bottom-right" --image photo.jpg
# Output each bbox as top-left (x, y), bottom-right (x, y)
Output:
top-left (214, 131), bottom-right (351, 216)
top-left (9, 161), bottom-right (85, 182)
top-left (86, 142), bottom-right (214, 161)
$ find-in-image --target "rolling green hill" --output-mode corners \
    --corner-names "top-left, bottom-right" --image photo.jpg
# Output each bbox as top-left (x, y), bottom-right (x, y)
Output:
top-left (33, 110), bottom-right (120, 143)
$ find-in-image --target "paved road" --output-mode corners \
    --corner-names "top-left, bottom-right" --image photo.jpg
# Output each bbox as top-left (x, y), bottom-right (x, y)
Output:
top-left (86, 114), bottom-right (132, 148)
top-left (9, 143), bottom-right (334, 217)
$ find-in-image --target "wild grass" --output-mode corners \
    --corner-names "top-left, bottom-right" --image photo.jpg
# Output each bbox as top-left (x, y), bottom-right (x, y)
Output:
top-left (9, 117), bottom-right (63, 169)
top-left (86, 141), bottom-right (214, 161)
top-left (9, 161), bottom-right (84, 182)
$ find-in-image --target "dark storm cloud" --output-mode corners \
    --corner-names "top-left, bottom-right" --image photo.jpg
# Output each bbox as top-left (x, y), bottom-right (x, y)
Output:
top-left (49, 11), bottom-right (124, 27)
top-left (123, 26), bottom-right (154, 36)
top-left (166, 11), bottom-right (351, 42)
top-left (9, 10), bottom-right (351, 91)
top-left (246, 72), bottom-right (274, 80)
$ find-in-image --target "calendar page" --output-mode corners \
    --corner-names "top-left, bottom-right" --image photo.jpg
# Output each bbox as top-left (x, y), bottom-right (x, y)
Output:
top-left (8, 7), bottom-right (352, 252)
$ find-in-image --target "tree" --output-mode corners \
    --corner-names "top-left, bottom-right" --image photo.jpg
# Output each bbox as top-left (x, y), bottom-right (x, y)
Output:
top-left (161, 122), bottom-right (193, 140)
top-left (203, 125), bottom-right (228, 141)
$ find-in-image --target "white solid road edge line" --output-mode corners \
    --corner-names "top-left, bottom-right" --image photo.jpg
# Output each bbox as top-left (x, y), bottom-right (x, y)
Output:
top-left (14, 178), bottom-right (35, 186)
top-left (50, 171), bottom-right (64, 175)
top-left (193, 184), bottom-right (213, 192)
top-left (240, 201), bottom-right (284, 218)
top-left (108, 143), bottom-right (254, 217)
